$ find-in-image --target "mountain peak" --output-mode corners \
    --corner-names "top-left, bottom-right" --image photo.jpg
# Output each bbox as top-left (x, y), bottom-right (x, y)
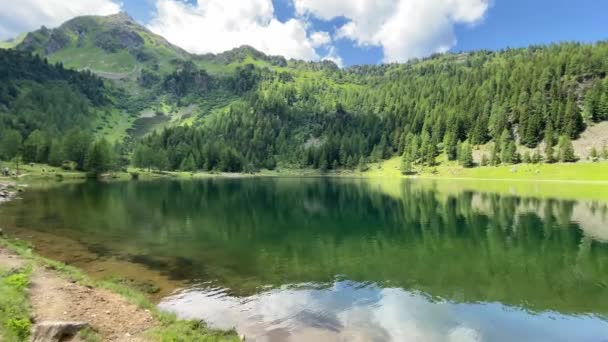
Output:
top-left (14, 13), bottom-right (189, 74)
top-left (105, 12), bottom-right (136, 23)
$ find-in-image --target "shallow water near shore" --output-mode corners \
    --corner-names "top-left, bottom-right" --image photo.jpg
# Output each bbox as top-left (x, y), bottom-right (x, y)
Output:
top-left (1, 177), bottom-right (608, 341)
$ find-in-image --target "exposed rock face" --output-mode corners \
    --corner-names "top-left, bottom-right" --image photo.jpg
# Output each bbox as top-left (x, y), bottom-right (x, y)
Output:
top-left (94, 27), bottom-right (144, 53)
top-left (31, 321), bottom-right (89, 342)
top-left (17, 27), bottom-right (52, 52)
top-left (44, 30), bottom-right (71, 54)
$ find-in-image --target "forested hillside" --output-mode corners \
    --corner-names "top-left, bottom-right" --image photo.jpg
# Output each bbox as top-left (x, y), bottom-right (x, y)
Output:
top-left (1, 13), bottom-right (608, 175)
top-left (135, 43), bottom-right (608, 172)
top-left (0, 50), bottom-right (115, 170)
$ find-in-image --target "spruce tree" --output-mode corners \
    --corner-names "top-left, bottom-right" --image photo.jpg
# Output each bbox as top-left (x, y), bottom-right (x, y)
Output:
top-left (458, 140), bottom-right (474, 168)
top-left (558, 135), bottom-right (577, 162)
top-left (357, 157), bottom-right (368, 172)
top-left (400, 151), bottom-right (413, 174)
top-left (544, 121), bottom-right (556, 163)
top-left (180, 154), bottom-right (196, 171)
top-left (522, 151), bottom-right (531, 164)
top-left (480, 154), bottom-right (489, 166)
top-left (532, 149), bottom-right (542, 164)
top-left (84, 138), bottom-right (113, 176)
top-left (48, 139), bottom-right (64, 167)
top-left (590, 147), bottom-right (599, 162)
top-left (490, 143), bottom-right (501, 166)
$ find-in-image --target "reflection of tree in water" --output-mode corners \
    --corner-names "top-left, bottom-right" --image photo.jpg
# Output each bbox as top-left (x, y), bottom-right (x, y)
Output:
top-left (2, 178), bottom-right (608, 315)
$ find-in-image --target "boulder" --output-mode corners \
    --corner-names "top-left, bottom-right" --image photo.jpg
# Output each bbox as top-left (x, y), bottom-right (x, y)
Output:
top-left (31, 321), bottom-right (89, 342)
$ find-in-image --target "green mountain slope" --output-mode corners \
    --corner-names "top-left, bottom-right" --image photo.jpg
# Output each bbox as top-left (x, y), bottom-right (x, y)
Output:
top-left (15, 12), bottom-right (189, 75)
top-left (2, 13), bottom-right (608, 175)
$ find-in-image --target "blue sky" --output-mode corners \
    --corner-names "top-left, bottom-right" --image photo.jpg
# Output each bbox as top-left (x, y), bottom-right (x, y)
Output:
top-left (120, 0), bottom-right (608, 66)
top-left (1, 0), bottom-right (607, 67)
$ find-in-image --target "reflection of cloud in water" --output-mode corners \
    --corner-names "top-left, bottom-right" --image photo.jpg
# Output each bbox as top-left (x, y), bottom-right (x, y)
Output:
top-left (158, 281), bottom-right (608, 342)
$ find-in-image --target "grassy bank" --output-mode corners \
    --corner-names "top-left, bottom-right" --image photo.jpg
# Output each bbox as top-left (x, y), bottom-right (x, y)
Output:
top-left (420, 160), bottom-right (608, 182)
top-left (4, 158), bottom-right (608, 185)
top-left (0, 237), bottom-right (239, 341)
top-left (0, 264), bottom-right (31, 341)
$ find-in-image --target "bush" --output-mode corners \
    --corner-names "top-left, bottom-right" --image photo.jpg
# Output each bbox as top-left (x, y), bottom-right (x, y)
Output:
top-left (0, 267), bottom-right (32, 341)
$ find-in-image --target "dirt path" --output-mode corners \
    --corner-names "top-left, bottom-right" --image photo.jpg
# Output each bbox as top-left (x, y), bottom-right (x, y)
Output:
top-left (0, 247), bottom-right (157, 341)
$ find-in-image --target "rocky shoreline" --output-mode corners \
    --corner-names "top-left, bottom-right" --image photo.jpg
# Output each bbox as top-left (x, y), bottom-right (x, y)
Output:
top-left (0, 181), bottom-right (20, 204)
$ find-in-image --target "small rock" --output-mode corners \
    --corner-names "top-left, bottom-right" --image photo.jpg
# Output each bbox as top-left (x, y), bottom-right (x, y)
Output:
top-left (125, 332), bottom-right (131, 337)
top-left (31, 321), bottom-right (89, 342)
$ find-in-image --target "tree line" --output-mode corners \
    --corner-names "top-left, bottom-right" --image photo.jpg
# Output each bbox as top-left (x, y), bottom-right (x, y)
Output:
top-left (1, 42), bottom-right (608, 174)
top-left (0, 127), bottom-right (123, 176)
top-left (133, 42), bottom-right (608, 173)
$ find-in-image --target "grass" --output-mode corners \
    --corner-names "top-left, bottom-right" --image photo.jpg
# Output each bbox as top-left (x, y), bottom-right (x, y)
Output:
top-left (0, 265), bottom-right (32, 341)
top-left (422, 160), bottom-right (608, 182)
top-left (0, 33), bottom-right (27, 50)
top-left (94, 108), bottom-right (136, 143)
top-left (0, 238), bottom-right (239, 342)
top-left (78, 327), bottom-right (103, 342)
top-left (48, 46), bottom-right (137, 73)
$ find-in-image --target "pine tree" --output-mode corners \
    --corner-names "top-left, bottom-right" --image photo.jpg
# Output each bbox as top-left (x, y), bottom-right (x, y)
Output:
top-left (458, 140), bottom-right (474, 168)
top-left (499, 130), bottom-right (512, 164)
top-left (84, 138), bottom-right (113, 176)
top-left (48, 139), bottom-right (64, 167)
top-left (523, 151), bottom-right (531, 164)
top-left (480, 154), bottom-right (489, 166)
top-left (180, 154), bottom-right (196, 171)
top-left (0, 130), bottom-right (22, 161)
top-left (599, 93), bottom-right (608, 121)
top-left (400, 151), bottom-right (413, 174)
top-left (443, 132), bottom-right (458, 161)
top-left (563, 96), bottom-right (583, 139)
top-left (490, 142), bottom-right (501, 166)
top-left (558, 135), bottom-right (577, 162)
top-left (357, 156), bottom-right (368, 172)
top-left (532, 149), bottom-right (542, 164)
top-left (590, 146), bottom-right (599, 162)
top-left (583, 89), bottom-right (600, 122)
top-left (544, 121), bottom-right (556, 163)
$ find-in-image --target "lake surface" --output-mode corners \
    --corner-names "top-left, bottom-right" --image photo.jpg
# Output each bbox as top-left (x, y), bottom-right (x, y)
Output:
top-left (1, 177), bottom-right (608, 341)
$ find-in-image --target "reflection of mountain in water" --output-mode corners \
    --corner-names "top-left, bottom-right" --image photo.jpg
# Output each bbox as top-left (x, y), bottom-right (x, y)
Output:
top-left (469, 193), bottom-right (608, 241)
top-left (1, 178), bottom-right (608, 316)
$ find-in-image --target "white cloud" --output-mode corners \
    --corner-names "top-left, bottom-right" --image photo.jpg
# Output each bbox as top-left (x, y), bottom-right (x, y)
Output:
top-left (293, 0), bottom-right (489, 62)
top-left (0, 0), bottom-right (121, 40)
top-left (310, 31), bottom-right (331, 47)
top-left (322, 46), bottom-right (343, 68)
top-left (147, 0), bottom-right (322, 61)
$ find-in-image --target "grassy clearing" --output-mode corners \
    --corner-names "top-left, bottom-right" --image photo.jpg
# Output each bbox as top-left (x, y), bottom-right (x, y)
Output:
top-left (94, 109), bottom-right (136, 143)
top-left (421, 160), bottom-right (608, 182)
top-left (0, 264), bottom-right (32, 341)
top-left (0, 238), bottom-right (239, 342)
top-left (48, 46), bottom-right (136, 73)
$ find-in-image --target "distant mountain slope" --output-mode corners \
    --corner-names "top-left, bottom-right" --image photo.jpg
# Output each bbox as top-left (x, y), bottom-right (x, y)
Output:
top-left (0, 49), bottom-right (109, 141)
top-left (14, 13), bottom-right (189, 74)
